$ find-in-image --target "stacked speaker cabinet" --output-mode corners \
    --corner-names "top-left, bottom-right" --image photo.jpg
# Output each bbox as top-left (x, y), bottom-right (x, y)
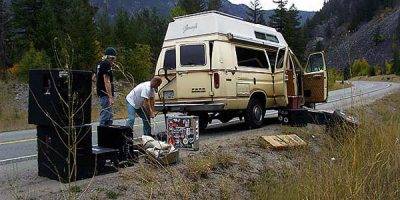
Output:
top-left (28, 69), bottom-right (92, 127)
top-left (29, 69), bottom-right (118, 183)
top-left (36, 125), bottom-right (95, 182)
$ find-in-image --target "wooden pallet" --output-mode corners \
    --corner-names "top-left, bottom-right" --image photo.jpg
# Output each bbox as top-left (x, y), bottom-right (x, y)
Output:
top-left (260, 134), bottom-right (307, 150)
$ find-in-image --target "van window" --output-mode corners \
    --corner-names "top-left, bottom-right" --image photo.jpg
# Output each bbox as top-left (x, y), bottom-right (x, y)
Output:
top-left (267, 51), bottom-right (277, 69)
top-left (254, 31), bottom-right (279, 43)
top-left (180, 45), bottom-right (206, 66)
top-left (275, 48), bottom-right (285, 69)
top-left (306, 53), bottom-right (325, 73)
top-left (236, 47), bottom-right (269, 69)
top-left (255, 32), bottom-right (266, 40)
top-left (164, 49), bottom-right (176, 70)
top-left (265, 34), bottom-right (279, 43)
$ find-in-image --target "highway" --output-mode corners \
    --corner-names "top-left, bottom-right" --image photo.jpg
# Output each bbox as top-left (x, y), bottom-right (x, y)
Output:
top-left (0, 81), bottom-right (399, 165)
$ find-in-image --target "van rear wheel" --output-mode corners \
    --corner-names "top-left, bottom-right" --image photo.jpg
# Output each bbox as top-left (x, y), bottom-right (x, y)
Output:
top-left (244, 98), bottom-right (265, 128)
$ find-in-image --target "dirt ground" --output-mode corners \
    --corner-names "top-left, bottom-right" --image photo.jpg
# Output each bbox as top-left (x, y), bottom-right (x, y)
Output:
top-left (1, 117), bottom-right (329, 200)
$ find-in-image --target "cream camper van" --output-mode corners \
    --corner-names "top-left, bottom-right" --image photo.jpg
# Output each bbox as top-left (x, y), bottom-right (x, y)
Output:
top-left (154, 11), bottom-right (328, 129)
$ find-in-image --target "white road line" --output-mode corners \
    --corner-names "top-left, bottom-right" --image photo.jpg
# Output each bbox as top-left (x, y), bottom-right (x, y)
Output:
top-left (0, 138), bottom-right (36, 146)
top-left (0, 155), bottom-right (37, 165)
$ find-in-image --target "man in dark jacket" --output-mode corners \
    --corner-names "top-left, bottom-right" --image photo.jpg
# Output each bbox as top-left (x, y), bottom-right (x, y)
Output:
top-left (96, 47), bottom-right (117, 126)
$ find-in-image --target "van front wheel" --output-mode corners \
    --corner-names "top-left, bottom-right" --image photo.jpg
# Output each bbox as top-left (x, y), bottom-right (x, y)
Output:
top-left (244, 98), bottom-right (265, 128)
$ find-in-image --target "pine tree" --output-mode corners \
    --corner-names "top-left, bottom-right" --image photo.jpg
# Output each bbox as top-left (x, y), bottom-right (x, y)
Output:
top-left (11, 0), bottom-right (43, 56)
top-left (96, 10), bottom-right (114, 49)
top-left (269, 0), bottom-right (287, 32)
top-left (114, 10), bottom-right (131, 47)
top-left (0, 0), bottom-right (9, 67)
top-left (246, 0), bottom-right (266, 25)
top-left (170, 6), bottom-right (187, 18)
top-left (286, 5), bottom-right (305, 58)
top-left (64, 0), bottom-right (98, 70)
top-left (270, 1), bottom-right (305, 61)
top-left (208, 0), bottom-right (222, 11)
top-left (394, 13), bottom-right (400, 75)
top-left (178, 0), bottom-right (206, 14)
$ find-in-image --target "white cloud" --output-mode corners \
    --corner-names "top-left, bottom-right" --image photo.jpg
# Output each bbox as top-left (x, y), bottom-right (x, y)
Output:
top-left (228, 0), bottom-right (325, 12)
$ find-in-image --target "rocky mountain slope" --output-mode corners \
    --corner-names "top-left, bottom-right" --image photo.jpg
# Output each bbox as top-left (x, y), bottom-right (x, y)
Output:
top-left (307, 1), bottom-right (400, 69)
top-left (90, 0), bottom-right (314, 24)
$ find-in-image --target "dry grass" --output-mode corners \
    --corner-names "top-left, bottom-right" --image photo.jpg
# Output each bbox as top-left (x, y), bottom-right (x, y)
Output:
top-left (250, 91), bottom-right (400, 200)
top-left (351, 74), bottom-right (400, 83)
top-left (185, 151), bottom-right (236, 180)
top-left (329, 81), bottom-right (352, 91)
top-left (0, 80), bottom-right (34, 132)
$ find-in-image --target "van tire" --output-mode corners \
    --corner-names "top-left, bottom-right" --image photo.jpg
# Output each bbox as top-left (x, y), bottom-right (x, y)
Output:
top-left (244, 98), bottom-right (265, 128)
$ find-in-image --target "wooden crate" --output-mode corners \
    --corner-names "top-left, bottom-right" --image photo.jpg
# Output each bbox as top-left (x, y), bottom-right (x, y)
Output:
top-left (260, 134), bottom-right (307, 150)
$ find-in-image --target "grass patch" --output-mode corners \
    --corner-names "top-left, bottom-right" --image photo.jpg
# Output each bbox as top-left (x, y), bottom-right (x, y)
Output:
top-left (105, 189), bottom-right (120, 199)
top-left (185, 151), bottom-right (235, 180)
top-left (250, 91), bottom-right (400, 199)
top-left (69, 185), bottom-right (82, 193)
top-left (329, 81), bottom-right (352, 91)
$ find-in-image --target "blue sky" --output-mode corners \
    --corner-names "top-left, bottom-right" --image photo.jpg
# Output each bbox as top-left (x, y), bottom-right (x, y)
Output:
top-left (228, 0), bottom-right (325, 11)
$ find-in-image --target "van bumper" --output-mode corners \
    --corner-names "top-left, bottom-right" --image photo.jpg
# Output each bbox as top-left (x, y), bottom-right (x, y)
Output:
top-left (155, 102), bottom-right (225, 112)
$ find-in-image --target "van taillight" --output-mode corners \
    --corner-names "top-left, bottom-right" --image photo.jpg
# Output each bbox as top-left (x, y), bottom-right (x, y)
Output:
top-left (214, 73), bottom-right (220, 89)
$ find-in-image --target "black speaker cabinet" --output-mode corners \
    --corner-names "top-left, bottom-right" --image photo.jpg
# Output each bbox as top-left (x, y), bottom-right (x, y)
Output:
top-left (37, 125), bottom-right (119, 183)
top-left (38, 147), bottom-right (119, 183)
top-left (28, 69), bottom-right (92, 127)
top-left (37, 125), bottom-right (93, 155)
top-left (97, 125), bottom-right (133, 161)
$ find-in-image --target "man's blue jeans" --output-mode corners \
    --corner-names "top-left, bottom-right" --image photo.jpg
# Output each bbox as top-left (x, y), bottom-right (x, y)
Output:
top-left (99, 96), bottom-right (113, 126)
top-left (126, 101), bottom-right (151, 136)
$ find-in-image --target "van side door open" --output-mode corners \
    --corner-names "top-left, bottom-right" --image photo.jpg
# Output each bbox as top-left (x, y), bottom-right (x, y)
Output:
top-left (272, 48), bottom-right (289, 106)
top-left (175, 42), bottom-right (213, 100)
top-left (303, 52), bottom-right (328, 103)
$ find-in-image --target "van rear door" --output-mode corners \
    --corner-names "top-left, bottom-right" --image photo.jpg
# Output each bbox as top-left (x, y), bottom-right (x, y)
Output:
top-left (175, 42), bottom-right (213, 100)
top-left (303, 52), bottom-right (328, 103)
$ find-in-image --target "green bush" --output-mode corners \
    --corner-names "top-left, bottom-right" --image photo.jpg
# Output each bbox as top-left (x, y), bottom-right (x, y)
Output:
top-left (394, 48), bottom-right (400, 75)
top-left (351, 59), bottom-right (371, 77)
top-left (385, 61), bottom-right (394, 75)
top-left (117, 44), bottom-right (153, 84)
top-left (375, 65), bottom-right (383, 75)
top-left (368, 64), bottom-right (376, 76)
top-left (17, 44), bottom-right (51, 82)
top-left (327, 67), bottom-right (342, 88)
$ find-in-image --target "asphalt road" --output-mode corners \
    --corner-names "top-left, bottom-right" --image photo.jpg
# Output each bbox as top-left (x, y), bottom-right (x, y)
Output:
top-left (0, 81), bottom-right (399, 164)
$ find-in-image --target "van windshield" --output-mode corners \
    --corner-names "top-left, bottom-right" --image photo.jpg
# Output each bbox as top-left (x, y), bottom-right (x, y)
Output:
top-left (180, 45), bottom-right (206, 66)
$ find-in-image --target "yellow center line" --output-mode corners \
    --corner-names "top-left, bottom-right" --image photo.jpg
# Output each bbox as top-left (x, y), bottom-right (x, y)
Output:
top-left (0, 138), bottom-right (37, 146)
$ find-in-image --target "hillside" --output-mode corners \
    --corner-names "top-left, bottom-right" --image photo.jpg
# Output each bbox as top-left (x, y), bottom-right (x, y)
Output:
top-left (306, 0), bottom-right (400, 69)
top-left (90, 0), bottom-right (315, 24)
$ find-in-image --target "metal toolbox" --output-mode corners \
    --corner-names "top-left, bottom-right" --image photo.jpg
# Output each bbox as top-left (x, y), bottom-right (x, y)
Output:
top-left (166, 115), bottom-right (199, 151)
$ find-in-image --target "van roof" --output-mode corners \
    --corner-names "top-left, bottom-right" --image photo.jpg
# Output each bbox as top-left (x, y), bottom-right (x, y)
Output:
top-left (165, 11), bottom-right (288, 48)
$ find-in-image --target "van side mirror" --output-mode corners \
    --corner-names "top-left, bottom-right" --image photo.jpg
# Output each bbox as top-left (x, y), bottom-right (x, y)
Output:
top-left (158, 68), bottom-right (171, 82)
